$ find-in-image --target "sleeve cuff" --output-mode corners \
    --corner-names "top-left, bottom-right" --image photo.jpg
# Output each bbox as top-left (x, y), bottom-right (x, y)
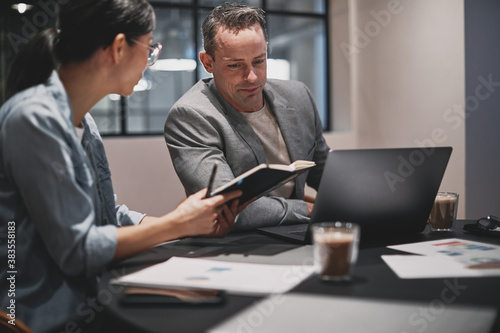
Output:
top-left (85, 224), bottom-right (117, 277)
top-left (278, 199), bottom-right (310, 226)
top-left (115, 204), bottom-right (146, 226)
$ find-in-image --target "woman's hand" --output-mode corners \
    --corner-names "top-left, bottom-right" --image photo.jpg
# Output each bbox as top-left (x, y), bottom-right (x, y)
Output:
top-left (173, 188), bottom-right (242, 238)
top-left (114, 189), bottom-right (250, 260)
top-left (209, 196), bottom-right (254, 238)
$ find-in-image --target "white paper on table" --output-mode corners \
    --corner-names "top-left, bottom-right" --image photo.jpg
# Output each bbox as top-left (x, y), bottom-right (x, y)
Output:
top-left (209, 293), bottom-right (497, 333)
top-left (112, 256), bottom-right (315, 295)
top-left (383, 238), bottom-right (500, 279)
top-left (382, 255), bottom-right (500, 279)
top-left (387, 238), bottom-right (500, 267)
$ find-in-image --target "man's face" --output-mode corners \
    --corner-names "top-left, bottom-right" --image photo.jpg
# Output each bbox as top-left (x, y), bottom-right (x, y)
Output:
top-left (200, 24), bottom-right (267, 112)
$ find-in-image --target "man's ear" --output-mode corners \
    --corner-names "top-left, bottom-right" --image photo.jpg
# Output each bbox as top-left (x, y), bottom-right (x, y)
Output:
top-left (199, 51), bottom-right (214, 74)
top-left (108, 33), bottom-right (127, 64)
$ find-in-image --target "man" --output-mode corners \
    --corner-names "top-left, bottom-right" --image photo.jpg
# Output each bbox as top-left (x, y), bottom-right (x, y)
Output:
top-left (164, 3), bottom-right (330, 231)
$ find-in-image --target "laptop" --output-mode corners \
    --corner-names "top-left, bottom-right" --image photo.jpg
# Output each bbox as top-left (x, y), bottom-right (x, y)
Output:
top-left (257, 146), bottom-right (452, 244)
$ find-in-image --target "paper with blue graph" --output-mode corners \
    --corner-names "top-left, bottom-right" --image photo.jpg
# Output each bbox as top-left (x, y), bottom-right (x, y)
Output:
top-left (382, 238), bottom-right (500, 278)
top-left (112, 256), bottom-right (315, 295)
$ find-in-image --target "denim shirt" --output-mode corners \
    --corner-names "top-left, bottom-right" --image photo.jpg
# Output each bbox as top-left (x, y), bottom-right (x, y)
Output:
top-left (0, 71), bottom-right (144, 332)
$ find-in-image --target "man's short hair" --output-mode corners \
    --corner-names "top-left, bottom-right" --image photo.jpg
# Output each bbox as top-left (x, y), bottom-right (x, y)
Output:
top-left (201, 2), bottom-right (268, 59)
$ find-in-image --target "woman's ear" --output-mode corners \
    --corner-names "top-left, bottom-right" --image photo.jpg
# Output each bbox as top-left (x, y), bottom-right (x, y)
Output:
top-left (108, 33), bottom-right (128, 65)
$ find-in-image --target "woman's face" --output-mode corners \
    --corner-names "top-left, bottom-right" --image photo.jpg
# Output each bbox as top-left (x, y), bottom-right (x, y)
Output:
top-left (117, 32), bottom-right (152, 96)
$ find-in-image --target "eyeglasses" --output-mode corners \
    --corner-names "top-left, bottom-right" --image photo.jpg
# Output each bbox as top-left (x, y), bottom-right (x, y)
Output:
top-left (476, 215), bottom-right (500, 232)
top-left (131, 38), bottom-right (162, 66)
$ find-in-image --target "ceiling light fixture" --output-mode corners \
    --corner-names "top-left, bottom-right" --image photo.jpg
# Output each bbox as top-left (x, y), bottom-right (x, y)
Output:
top-left (11, 3), bottom-right (34, 14)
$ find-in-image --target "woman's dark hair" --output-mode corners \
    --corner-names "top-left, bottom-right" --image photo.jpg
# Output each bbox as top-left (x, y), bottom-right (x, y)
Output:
top-left (6, 29), bottom-right (58, 100)
top-left (201, 2), bottom-right (267, 59)
top-left (6, 0), bottom-right (155, 99)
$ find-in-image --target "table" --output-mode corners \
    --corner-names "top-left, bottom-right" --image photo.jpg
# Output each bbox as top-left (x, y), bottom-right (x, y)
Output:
top-left (99, 220), bottom-right (500, 332)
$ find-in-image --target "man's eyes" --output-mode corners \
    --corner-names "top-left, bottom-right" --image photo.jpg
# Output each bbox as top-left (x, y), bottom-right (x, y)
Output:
top-left (227, 60), bottom-right (265, 68)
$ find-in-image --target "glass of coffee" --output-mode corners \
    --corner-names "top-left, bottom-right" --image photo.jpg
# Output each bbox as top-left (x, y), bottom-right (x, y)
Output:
top-left (429, 192), bottom-right (459, 231)
top-left (312, 222), bottom-right (360, 281)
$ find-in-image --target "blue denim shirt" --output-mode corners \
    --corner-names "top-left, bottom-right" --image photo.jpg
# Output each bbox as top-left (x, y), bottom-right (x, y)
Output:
top-left (0, 71), bottom-right (144, 332)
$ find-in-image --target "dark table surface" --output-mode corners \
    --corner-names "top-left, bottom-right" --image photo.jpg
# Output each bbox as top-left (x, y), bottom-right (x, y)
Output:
top-left (99, 220), bottom-right (500, 332)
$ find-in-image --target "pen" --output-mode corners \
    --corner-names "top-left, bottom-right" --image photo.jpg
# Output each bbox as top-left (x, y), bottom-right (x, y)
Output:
top-left (205, 163), bottom-right (218, 198)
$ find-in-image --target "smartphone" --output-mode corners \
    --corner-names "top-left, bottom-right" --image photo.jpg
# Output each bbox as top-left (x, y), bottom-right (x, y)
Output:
top-left (120, 287), bottom-right (226, 305)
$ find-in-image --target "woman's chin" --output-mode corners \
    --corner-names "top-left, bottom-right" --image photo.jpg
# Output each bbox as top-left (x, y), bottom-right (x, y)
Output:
top-left (118, 88), bottom-right (135, 97)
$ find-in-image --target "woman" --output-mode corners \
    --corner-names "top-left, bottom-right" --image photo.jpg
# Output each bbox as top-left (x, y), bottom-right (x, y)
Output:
top-left (0, 0), bottom-right (244, 331)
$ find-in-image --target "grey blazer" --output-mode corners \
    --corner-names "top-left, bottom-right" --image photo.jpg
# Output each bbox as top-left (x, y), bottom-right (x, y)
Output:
top-left (164, 78), bottom-right (330, 230)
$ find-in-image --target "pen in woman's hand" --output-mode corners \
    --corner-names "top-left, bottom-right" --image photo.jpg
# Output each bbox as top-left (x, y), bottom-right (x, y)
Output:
top-left (205, 163), bottom-right (218, 198)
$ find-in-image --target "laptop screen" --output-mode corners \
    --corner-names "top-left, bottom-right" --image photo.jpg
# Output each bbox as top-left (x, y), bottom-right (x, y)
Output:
top-left (310, 147), bottom-right (452, 236)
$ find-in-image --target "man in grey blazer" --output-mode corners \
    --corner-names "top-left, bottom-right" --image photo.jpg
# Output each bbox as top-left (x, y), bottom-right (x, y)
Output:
top-left (164, 3), bottom-right (330, 231)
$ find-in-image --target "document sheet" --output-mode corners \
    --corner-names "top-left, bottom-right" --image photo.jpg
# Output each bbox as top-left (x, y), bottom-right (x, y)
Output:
top-left (382, 238), bottom-right (500, 278)
top-left (113, 256), bottom-right (315, 294)
top-left (209, 293), bottom-right (496, 333)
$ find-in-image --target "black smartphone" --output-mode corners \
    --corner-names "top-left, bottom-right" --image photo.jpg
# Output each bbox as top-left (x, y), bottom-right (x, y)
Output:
top-left (120, 287), bottom-right (226, 305)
